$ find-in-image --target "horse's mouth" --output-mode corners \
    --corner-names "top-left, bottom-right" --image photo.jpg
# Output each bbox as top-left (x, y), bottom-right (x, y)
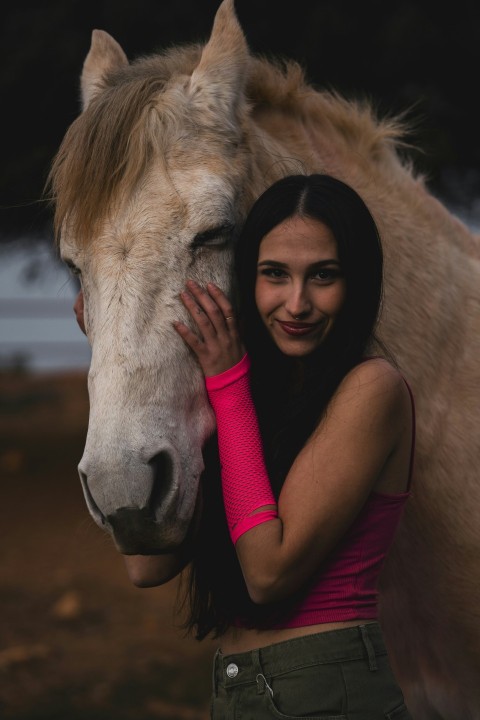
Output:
top-left (107, 506), bottom-right (189, 554)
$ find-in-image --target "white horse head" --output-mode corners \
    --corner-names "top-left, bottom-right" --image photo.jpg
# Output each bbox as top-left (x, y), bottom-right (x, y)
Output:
top-left (53, 0), bottom-right (268, 552)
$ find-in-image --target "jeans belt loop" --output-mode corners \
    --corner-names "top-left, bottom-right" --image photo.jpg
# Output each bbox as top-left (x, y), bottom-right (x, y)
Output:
top-left (360, 624), bottom-right (378, 672)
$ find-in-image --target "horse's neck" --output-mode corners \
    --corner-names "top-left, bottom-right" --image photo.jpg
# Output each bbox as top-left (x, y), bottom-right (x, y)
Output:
top-left (249, 99), bottom-right (477, 263)
top-left (246, 119), bottom-right (314, 189)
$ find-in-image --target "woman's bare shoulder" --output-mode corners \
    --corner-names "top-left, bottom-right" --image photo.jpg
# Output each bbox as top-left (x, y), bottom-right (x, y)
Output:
top-left (331, 357), bottom-right (411, 425)
top-left (344, 357), bottom-right (407, 391)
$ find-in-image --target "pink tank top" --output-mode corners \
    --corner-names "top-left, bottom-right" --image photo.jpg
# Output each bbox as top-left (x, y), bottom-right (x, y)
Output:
top-left (270, 378), bottom-right (416, 628)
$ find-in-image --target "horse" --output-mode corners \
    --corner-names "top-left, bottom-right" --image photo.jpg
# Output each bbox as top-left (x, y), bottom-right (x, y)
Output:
top-left (48, 1), bottom-right (480, 717)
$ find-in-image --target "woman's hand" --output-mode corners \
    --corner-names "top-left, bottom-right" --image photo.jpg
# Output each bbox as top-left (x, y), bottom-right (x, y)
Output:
top-left (74, 290), bottom-right (86, 335)
top-left (174, 280), bottom-right (245, 377)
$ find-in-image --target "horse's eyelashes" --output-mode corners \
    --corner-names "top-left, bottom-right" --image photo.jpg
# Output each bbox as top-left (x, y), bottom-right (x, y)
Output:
top-left (65, 260), bottom-right (81, 276)
top-left (191, 223), bottom-right (234, 249)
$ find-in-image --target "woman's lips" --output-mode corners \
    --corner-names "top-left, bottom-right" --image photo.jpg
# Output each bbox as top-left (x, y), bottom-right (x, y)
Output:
top-left (276, 320), bottom-right (319, 336)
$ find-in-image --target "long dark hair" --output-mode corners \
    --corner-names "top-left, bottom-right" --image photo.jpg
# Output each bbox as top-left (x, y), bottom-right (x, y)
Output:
top-left (183, 174), bottom-right (385, 639)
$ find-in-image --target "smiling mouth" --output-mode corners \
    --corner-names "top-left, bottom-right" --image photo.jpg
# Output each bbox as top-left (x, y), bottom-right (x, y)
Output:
top-left (276, 320), bottom-right (320, 336)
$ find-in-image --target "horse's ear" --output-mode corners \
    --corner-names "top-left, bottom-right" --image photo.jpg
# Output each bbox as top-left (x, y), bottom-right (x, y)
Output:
top-left (188, 0), bottom-right (249, 132)
top-left (81, 29), bottom-right (129, 110)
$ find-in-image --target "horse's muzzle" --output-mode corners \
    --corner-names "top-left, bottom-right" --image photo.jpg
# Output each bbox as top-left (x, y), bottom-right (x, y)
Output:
top-left (106, 506), bottom-right (186, 554)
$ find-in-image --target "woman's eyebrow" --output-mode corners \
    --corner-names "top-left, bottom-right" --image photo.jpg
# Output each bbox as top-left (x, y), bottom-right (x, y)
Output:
top-left (257, 259), bottom-right (341, 268)
top-left (308, 259), bottom-right (341, 268)
top-left (257, 259), bottom-right (289, 268)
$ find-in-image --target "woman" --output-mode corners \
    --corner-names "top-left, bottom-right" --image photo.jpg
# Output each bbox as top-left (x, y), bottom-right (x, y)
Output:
top-left (75, 174), bottom-right (414, 718)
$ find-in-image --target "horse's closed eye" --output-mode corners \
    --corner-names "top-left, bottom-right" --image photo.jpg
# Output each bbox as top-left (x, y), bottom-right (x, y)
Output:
top-left (64, 260), bottom-right (81, 276)
top-left (191, 223), bottom-right (235, 249)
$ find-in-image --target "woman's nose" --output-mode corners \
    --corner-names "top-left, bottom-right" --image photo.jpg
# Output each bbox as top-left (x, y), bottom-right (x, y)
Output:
top-left (284, 285), bottom-right (311, 318)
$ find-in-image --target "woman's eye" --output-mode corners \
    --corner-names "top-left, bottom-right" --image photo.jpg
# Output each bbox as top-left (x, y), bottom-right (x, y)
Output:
top-left (312, 268), bottom-right (340, 282)
top-left (260, 268), bottom-right (287, 279)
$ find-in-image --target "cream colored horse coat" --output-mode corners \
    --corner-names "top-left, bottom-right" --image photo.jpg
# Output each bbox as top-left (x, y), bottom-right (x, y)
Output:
top-left (50, 2), bottom-right (480, 718)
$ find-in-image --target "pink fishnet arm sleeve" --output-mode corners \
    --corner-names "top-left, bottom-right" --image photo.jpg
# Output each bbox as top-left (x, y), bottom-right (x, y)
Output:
top-left (205, 354), bottom-right (278, 544)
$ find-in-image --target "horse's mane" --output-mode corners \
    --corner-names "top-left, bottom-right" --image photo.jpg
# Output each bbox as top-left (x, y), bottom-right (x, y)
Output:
top-left (48, 42), bottom-right (407, 246)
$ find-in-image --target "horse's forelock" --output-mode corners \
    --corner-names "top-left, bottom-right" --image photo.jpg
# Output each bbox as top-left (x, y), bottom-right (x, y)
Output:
top-left (48, 44), bottom-right (204, 247)
top-left (48, 40), bottom-right (409, 248)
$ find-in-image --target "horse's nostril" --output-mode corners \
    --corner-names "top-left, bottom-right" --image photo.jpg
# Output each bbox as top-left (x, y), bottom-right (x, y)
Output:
top-left (148, 450), bottom-right (175, 516)
top-left (78, 467), bottom-right (106, 526)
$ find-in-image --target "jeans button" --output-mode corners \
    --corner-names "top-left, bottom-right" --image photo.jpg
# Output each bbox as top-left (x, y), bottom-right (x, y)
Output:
top-left (226, 662), bottom-right (239, 678)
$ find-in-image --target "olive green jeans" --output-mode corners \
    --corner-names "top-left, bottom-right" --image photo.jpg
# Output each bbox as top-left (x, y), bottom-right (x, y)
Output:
top-left (211, 622), bottom-right (412, 719)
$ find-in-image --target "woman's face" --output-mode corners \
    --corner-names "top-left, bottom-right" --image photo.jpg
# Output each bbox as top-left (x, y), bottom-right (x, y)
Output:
top-left (255, 215), bottom-right (346, 357)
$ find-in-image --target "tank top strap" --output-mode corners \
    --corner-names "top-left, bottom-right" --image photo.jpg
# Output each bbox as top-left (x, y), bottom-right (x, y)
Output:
top-left (401, 375), bottom-right (416, 491)
top-left (360, 356), bottom-right (416, 491)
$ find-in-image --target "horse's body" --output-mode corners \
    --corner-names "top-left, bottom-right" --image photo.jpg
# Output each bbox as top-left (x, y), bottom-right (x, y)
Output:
top-left (50, 2), bottom-right (480, 717)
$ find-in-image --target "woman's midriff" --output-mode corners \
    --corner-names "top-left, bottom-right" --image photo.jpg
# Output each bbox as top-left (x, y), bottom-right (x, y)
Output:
top-left (219, 619), bottom-right (372, 654)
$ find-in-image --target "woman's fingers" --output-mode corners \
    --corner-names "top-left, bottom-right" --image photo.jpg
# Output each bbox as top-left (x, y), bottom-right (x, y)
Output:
top-left (206, 283), bottom-right (236, 328)
top-left (180, 288), bottom-right (217, 340)
top-left (74, 291), bottom-right (86, 335)
top-left (173, 320), bottom-right (204, 353)
top-left (184, 280), bottom-right (231, 334)
top-left (174, 281), bottom-right (244, 376)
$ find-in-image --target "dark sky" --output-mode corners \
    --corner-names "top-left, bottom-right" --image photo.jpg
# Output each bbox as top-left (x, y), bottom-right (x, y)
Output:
top-left (2, 0), bottom-right (480, 240)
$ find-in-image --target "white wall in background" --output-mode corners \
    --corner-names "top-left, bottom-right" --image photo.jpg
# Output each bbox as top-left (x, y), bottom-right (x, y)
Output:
top-left (0, 239), bottom-right (91, 372)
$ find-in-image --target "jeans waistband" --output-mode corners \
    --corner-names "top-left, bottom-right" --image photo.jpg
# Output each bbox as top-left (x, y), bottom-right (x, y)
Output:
top-left (213, 622), bottom-right (386, 690)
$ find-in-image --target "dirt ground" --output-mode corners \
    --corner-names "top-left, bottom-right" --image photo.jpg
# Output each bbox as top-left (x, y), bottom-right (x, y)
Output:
top-left (0, 370), bottom-right (214, 720)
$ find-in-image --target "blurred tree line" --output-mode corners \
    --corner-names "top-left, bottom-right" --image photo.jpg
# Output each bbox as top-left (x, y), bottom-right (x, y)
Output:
top-left (2, 0), bottom-right (479, 242)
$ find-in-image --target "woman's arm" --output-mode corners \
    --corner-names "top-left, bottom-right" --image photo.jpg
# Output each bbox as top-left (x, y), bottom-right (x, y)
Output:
top-left (233, 359), bottom-right (411, 603)
top-left (174, 282), bottom-right (412, 605)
